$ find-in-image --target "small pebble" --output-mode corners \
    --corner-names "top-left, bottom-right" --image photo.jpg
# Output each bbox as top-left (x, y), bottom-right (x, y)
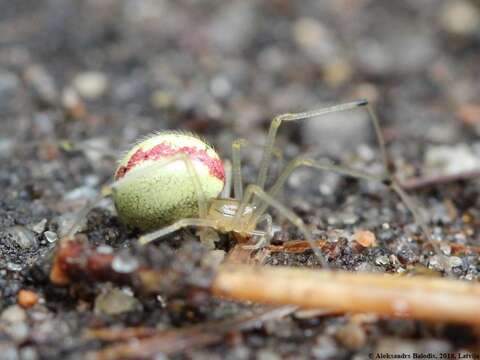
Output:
top-left (18, 289), bottom-right (39, 309)
top-left (24, 65), bottom-right (58, 105)
top-left (424, 144), bottom-right (480, 175)
top-left (429, 254), bottom-right (448, 271)
top-left (375, 255), bottom-right (390, 266)
top-left (454, 232), bottom-right (467, 244)
top-left (312, 335), bottom-right (338, 359)
top-left (72, 71), bottom-right (108, 99)
top-left (5, 321), bottom-right (29, 343)
top-left (207, 2), bottom-right (256, 52)
top-left (293, 18), bottom-right (340, 66)
top-left (439, 0), bottom-right (480, 36)
top-left (457, 104), bottom-right (480, 126)
top-left (446, 256), bottom-right (463, 271)
top-left (150, 90), bottom-right (174, 109)
top-left (19, 347), bottom-right (38, 360)
top-left (439, 243), bottom-right (451, 256)
top-left (61, 87), bottom-right (87, 118)
top-left (335, 323), bottom-right (367, 350)
top-left (340, 213), bottom-right (358, 225)
top-left (64, 186), bottom-right (98, 202)
top-left (0, 70), bottom-right (19, 94)
top-left (80, 138), bottom-right (112, 166)
top-left (354, 230), bottom-right (377, 248)
top-left (257, 349), bottom-right (281, 360)
top-left (97, 245), bottom-right (114, 254)
top-left (1, 305), bottom-right (27, 323)
top-left (94, 288), bottom-right (140, 315)
top-left (0, 347), bottom-right (18, 360)
top-left (457, 104), bottom-right (480, 136)
top-left (0, 70), bottom-right (19, 112)
top-left (228, 345), bottom-right (250, 360)
top-left (6, 226), bottom-right (37, 250)
top-left (7, 262), bottom-right (23, 272)
top-left (54, 212), bottom-right (87, 237)
top-left (323, 59), bottom-right (353, 87)
top-left (31, 219), bottom-right (47, 234)
top-left (0, 137), bottom-right (14, 159)
top-left (210, 76), bottom-right (232, 99)
top-left (112, 252), bottom-right (139, 274)
top-left (44, 231), bottom-right (58, 243)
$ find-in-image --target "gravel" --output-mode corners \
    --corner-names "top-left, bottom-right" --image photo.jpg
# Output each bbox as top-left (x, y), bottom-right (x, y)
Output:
top-left (1, 1), bottom-right (479, 359)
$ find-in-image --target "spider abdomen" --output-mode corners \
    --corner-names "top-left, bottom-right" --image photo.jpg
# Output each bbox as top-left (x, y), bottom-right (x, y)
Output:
top-left (113, 132), bottom-right (225, 230)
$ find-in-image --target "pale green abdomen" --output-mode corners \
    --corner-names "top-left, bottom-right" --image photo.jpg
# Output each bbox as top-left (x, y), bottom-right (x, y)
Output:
top-left (113, 164), bottom-right (223, 231)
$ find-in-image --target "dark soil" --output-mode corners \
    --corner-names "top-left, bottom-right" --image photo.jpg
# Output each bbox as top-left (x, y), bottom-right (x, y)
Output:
top-left (1, 1), bottom-right (480, 359)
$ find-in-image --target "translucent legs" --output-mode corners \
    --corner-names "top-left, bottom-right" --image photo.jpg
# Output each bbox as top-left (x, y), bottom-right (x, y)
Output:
top-left (252, 156), bottom-right (384, 222)
top-left (221, 159), bottom-right (232, 198)
top-left (139, 218), bottom-right (218, 245)
top-left (242, 214), bottom-right (273, 250)
top-left (235, 184), bottom-right (328, 268)
top-left (232, 138), bottom-right (247, 200)
top-left (251, 155), bottom-right (430, 239)
top-left (232, 138), bottom-right (284, 201)
top-left (253, 99), bottom-right (429, 239)
top-left (65, 190), bottom-right (110, 237)
top-left (390, 182), bottom-right (430, 239)
top-left (256, 100), bottom-right (369, 190)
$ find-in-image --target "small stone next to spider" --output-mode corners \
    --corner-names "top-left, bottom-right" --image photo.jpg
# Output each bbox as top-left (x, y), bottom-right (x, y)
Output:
top-left (112, 132), bottom-right (225, 231)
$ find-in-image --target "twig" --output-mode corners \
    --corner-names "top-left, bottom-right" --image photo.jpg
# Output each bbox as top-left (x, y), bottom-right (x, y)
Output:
top-left (267, 239), bottom-right (329, 253)
top-left (87, 306), bottom-right (296, 360)
top-left (401, 169), bottom-right (480, 191)
top-left (85, 327), bottom-right (159, 342)
top-left (213, 264), bottom-right (480, 325)
top-left (226, 243), bottom-right (271, 264)
top-left (51, 240), bottom-right (480, 325)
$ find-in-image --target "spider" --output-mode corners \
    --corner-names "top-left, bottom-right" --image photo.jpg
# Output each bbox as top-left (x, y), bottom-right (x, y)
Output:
top-left (104, 99), bottom-right (428, 268)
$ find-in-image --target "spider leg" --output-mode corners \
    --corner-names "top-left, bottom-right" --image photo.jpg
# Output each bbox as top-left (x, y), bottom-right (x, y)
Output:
top-left (238, 184), bottom-right (328, 268)
top-left (65, 189), bottom-right (111, 237)
top-left (221, 159), bottom-right (232, 198)
top-left (258, 213), bottom-right (273, 241)
top-left (253, 99), bottom-right (429, 239)
top-left (139, 218), bottom-right (218, 245)
top-left (232, 138), bottom-right (284, 200)
top-left (251, 156), bottom-right (430, 240)
top-left (357, 101), bottom-right (431, 239)
top-left (256, 100), bottom-right (368, 190)
top-left (232, 138), bottom-right (247, 200)
top-left (241, 231), bottom-right (268, 250)
top-left (362, 101), bottom-right (389, 173)
top-left (241, 214), bottom-right (273, 250)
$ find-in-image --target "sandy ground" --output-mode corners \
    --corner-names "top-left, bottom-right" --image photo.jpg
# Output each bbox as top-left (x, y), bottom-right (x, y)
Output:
top-left (1, 1), bottom-right (480, 359)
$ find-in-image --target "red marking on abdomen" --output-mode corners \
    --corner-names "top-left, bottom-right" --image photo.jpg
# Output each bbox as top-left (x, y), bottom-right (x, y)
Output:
top-left (115, 142), bottom-right (225, 182)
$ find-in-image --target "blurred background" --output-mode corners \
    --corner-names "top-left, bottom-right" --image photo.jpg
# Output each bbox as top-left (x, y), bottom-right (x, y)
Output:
top-left (1, 0), bottom-right (479, 150)
top-left (1, 0), bottom-right (480, 213)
